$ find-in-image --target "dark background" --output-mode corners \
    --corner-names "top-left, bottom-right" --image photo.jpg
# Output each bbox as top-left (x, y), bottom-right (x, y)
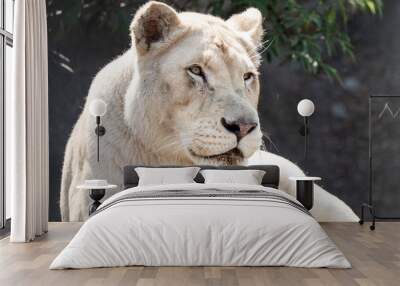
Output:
top-left (48, 0), bottom-right (400, 221)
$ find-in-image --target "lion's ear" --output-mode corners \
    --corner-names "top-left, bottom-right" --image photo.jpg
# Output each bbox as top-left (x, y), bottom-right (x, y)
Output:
top-left (227, 8), bottom-right (264, 46)
top-left (130, 1), bottom-right (184, 55)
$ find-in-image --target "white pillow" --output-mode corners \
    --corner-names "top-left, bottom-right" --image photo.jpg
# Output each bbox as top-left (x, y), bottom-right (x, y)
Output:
top-left (200, 169), bottom-right (266, 185)
top-left (135, 167), bottom-right (200, 186)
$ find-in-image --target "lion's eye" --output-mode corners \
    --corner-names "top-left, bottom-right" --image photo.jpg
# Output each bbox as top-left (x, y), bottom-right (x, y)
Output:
top-left (187, 65), bottom-right (205, 80)
top-left (244, 72), bottom-right (254, 82)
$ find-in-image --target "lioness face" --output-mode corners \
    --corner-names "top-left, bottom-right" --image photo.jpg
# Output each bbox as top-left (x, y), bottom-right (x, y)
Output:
top-left (163, 30), bottom-right (262, 165)
top-left (130, 2), bottom-right (264, 165)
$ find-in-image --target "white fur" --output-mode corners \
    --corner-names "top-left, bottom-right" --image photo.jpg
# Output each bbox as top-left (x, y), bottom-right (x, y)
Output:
top-left (60, 2), bottom-right (358, 223)
top-left (60, 3), bottom-right (266, 221)
top-left (247, 150), bottom-right (359, 222)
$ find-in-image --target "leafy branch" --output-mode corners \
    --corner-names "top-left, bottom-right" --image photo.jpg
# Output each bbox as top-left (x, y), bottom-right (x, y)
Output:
top-left (211, 0), bottom-right (382, 82)
top-left (47, 0), bottom-right (383, 81)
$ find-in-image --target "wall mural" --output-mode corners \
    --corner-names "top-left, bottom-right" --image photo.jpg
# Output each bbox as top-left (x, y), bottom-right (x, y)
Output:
top-left (48, 0), bottom-right (398, 222)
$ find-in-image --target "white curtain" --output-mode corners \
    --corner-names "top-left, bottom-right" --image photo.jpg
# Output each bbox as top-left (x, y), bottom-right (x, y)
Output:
top-left (8, 0), bottom-right (49, 242)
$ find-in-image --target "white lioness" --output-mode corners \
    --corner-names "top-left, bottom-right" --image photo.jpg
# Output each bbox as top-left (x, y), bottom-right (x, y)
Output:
top-left (61, 1), bottom-right (264, 221)
top-left (61, 1), bottom-right (358, 222)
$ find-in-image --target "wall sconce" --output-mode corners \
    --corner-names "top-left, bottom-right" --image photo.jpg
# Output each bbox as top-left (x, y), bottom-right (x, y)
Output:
top-left (297, 99), bottom-right (315, 161)
top-left (89, 99), bottom-right (107, 162)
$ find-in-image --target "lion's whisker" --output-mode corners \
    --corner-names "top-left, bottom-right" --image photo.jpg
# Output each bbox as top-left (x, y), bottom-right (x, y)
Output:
top-left (155, 141), bottom-right (181, 153)
top-left (261, 132), bottom-right (279, 153)
top-left (248, 40), bottom-right (270, 56)
top-left (249, 39), bottom-right (273, 60)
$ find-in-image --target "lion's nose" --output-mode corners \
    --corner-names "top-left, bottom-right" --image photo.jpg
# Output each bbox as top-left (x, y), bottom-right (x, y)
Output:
top-left (221, 118), bottom-right (258, 141)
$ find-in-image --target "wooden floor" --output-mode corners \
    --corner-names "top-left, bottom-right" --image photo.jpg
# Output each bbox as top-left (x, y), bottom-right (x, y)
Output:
top-left (0, 222), bottom-right (399, 286)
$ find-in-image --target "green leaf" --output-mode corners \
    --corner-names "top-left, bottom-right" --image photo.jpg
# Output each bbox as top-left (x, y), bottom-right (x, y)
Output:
top-left (47, 0), bottom-right (383, 83)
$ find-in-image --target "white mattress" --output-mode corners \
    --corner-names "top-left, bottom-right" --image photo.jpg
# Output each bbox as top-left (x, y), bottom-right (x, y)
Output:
top-left (50, 183), bottom-right (350, 269)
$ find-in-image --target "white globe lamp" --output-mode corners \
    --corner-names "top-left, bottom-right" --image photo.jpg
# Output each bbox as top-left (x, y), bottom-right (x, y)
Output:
top-left (297, 99), bottom-right (315, 117)
top-left (297, 99), bottom-right (315, 164)
top-left (89, 99), bottom-right (108, 162)
top-left (89, 99), bottom-right (107, 117)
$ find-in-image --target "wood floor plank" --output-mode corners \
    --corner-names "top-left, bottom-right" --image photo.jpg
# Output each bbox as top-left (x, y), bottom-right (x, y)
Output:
top-left (0, 222), bottom-right (399, 286)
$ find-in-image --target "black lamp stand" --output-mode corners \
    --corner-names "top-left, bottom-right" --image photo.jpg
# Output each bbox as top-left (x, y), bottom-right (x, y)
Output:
top-left (299, 116), bottom-right (310, 165)
top-left (95, 116), bottom-right (106, 162)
